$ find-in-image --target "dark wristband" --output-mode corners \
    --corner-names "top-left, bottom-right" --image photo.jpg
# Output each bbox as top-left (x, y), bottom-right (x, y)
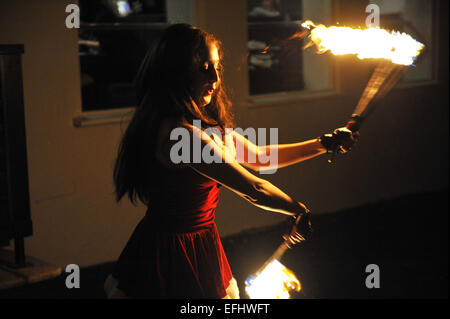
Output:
top-left (318, 133), bottom-right (339, 153)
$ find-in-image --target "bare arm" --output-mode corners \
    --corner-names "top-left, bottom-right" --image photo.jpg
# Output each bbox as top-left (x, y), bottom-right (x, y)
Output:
top-left (231, 130), bottom-right (326, 173)
top-left (157, 121), bottom-right (307, 217)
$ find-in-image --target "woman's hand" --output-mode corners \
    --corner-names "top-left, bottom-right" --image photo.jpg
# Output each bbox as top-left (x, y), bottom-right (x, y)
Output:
top-left (319, 127), bottom-right (360, 154)
top-left (283, 203), bottom-right (312, 245)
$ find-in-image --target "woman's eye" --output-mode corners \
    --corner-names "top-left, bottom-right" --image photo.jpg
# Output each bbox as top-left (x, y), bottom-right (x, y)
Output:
top-left (201, 62), bottom-right (221, 73)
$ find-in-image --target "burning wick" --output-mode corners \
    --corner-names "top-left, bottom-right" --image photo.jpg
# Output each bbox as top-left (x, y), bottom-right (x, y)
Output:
top-left (300, 20), bottom-right (424, 66)
top-left (245, 259), bottom-right (301, 299)
top-left (297, 21), bottom-right (425, 162)
top-left (245, 214), bottom-right (308, 299)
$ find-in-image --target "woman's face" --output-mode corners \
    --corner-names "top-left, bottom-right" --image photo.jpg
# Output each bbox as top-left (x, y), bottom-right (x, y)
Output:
top-left (191, 43), bottom-right (221, 108)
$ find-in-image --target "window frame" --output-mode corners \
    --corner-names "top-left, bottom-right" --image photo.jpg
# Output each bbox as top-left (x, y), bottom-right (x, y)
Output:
top-left (244, 0), bottom-right (341, 107)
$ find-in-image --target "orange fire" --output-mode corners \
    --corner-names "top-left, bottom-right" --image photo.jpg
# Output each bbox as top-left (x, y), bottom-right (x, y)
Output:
top-left (245, 259), bottom-right (301, 299)
top-left (301, 20), bottom-right (424, 66)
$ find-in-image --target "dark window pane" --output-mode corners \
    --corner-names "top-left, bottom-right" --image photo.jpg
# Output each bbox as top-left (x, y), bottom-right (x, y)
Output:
top-left (247, 0), bottom-right (305, 95)
top-left (78, 0), bottom-right (167, 111)
top-left (79, 0), bottom-right (166, 23)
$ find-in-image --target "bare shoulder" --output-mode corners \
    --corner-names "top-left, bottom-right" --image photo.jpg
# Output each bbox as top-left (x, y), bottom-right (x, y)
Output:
top-left (155, 117), bottom-right (187, 168)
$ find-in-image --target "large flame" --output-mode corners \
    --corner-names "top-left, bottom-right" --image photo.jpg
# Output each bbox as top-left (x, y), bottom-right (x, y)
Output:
top-left (301, 20), bottom-right (424, 66)
top-left (245, 259), bottom-right (301, 299)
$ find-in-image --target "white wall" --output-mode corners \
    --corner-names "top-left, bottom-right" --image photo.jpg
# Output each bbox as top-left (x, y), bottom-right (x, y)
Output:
top-left (0, 0), bottom-right (145, 267)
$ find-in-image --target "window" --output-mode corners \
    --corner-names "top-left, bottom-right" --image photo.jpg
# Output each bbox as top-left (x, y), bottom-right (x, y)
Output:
top-left (247, 0), bottom-right (333, 97)
top-left (78, 0), bottom-right (167, 111)
top-left (370, 0), bottom-right (436, 84)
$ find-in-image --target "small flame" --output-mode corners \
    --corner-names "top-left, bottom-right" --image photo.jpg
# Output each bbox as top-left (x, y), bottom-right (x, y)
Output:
top-left (245, 259), bottom-right (301, 299)
top-left (301, 20), bottom-right (424, 66)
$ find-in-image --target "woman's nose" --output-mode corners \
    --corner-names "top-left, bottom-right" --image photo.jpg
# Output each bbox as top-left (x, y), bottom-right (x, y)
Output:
top-left (208, 67), bottom-right (219, 84)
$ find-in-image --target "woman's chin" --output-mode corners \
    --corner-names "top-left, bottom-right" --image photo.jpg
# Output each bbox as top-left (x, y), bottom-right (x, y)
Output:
top-left (201, 96), bottom-right (212, 107)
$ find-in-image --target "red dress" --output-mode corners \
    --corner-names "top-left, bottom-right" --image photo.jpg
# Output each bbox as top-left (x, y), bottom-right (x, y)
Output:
top-left (112, 163), bottom-right (233, 298)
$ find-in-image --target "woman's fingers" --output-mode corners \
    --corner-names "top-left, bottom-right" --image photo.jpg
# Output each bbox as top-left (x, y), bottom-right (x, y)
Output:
top-left (297, 201), bottom-right (310, 216)
top-left (351, 131), bottom-right (360, 143)
top-left (283, 233), bottom-right (306, 245)
top-left (340, 130), bottom-right (360, 153)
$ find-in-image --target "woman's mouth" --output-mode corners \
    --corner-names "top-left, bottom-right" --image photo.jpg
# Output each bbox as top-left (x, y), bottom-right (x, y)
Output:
top-left (206, 88), bottom-right (214, 95)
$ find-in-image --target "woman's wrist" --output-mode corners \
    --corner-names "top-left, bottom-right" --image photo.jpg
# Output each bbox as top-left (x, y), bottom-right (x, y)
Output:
top-left (317, 134), bottom-right (337, 153)
top-left (315, 137), bottom-right (327, 152)
top-left (294, 201), bottom-right (308, 217)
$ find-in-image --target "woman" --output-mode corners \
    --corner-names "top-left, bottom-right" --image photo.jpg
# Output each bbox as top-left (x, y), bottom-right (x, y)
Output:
top-left (105, 24), bottom-right (358, 299)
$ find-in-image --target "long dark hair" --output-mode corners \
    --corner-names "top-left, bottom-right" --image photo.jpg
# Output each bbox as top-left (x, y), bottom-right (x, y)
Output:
top-left (114, 24), bottom-right (234, 205)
